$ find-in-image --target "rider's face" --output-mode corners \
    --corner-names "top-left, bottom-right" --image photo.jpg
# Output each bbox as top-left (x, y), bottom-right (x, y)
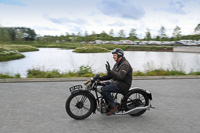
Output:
top-left (113, 54), bottom-right (118, 61)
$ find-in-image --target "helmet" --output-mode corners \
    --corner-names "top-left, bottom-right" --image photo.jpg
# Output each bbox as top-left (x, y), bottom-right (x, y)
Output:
top-left (112, 48), bottom-right (124, 58)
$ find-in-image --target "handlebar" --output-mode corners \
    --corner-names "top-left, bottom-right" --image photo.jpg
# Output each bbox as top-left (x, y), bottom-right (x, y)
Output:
top-left (84, 74), bottom-right (106, 88)
top-left (84, 80), bottom-right (91, 85)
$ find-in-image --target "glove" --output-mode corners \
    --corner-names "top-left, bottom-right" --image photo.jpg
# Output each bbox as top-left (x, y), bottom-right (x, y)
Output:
top-left (105, 61), bottom-right (111, 74)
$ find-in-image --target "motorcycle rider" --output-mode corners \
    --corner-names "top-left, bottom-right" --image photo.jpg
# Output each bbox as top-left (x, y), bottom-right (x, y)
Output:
top-left (99, 48), bottom-right (133, 116)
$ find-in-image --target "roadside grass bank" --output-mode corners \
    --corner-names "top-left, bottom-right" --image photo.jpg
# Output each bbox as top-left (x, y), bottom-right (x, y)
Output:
top-left (1, 66), bottom-right (200, 79)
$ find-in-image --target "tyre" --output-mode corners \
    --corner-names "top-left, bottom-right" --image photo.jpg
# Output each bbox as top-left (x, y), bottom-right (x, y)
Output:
top-left (65, 91), bottom-right (94, 120)
top-left (124, 90), bottom-right (149, 116)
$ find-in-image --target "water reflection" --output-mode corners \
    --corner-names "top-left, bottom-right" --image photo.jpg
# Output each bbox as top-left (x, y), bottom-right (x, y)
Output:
top-left (0, 48), bottom-right (200, 77)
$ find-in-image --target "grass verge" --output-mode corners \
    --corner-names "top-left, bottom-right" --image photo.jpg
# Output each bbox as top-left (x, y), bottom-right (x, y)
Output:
top-left (1, 66), bottom-right (200, 79)
top-left (0, 73), bottom-right (21, 79)
top-left (133, 69), bottom-right (186, 76)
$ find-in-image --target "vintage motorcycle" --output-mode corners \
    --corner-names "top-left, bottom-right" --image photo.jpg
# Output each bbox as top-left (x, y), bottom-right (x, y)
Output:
top-left (65, 74), bottom-right (154, 120)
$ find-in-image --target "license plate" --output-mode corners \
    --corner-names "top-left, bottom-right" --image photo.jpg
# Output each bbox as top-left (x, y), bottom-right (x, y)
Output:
top-left (69, 85), bottom-right (83, 92)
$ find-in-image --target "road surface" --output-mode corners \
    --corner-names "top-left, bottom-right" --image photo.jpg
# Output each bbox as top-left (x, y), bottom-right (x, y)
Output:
top-left (0, 79), bottom-right (200, 133)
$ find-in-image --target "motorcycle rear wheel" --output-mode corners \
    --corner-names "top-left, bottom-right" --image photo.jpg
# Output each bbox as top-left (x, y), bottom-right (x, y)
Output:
top-left (65, 92), bottom-right (94, 120)
top-left (124, 90), bottom-right (149, 116)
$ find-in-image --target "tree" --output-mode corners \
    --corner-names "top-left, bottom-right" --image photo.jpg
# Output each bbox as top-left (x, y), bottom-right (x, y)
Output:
top-left (144, 28), bottom-right (151, 41)
top-left (100, 31), bottom-right (108, 40)
top-left (159, 26), bottom-right (167, 41)
top-left (90, 31), bottom-right (97, 41)
top-left (109, 29), bottom-right (114, 37)
top-left (65, 32), bottom-right (70, 41)
top-left (15, 29), bottom-right (24, 41)
top-left (70, 33), bottom-right (76, 42)
top-left (76, 32), bottom-right (83, 42)
top-left (59, 35), bottom-right (65, 42)
top-left (128, 28), bottom-right (137, 41)
top-left (172, 26), bottom-right (182, 41)
top-left (118, 29), bottom-right (125, 39)
top-left (0, 27), bottom-right (11, 48)
top-left (13, 27), bottom-right (36, 41)
top-left (23, 28), bottom-right (36, 41)
top-left (108, 29), bottom-right (114, 40)
top-left (155, 36), bottom-right (160, 41)
top-left (84, 31), bottom-right (88, 36)
top-left (194, 24), bottom-right (200, 35)
top-left (84, 31), bottom-right (89, 42)
top-left (7, 27), bottom-right (16, 41)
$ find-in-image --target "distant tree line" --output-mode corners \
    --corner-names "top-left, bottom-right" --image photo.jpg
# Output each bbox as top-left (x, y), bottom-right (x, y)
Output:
top-left (1, 24), bottom-right (200, 43)
top-left (0, 27), bottom-right (36, 43)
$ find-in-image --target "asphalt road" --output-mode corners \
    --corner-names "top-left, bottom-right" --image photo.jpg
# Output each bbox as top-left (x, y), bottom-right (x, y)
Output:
top-left (0, 79), bottom-right (200, 133)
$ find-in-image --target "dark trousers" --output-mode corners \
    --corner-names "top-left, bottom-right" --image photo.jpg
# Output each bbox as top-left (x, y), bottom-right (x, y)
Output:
top-left (101, 82), bottom-right (122, 108)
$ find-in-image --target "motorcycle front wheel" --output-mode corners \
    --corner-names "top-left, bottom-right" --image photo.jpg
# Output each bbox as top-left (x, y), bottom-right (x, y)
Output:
top-left (65, 91), bottom-right (94, 120)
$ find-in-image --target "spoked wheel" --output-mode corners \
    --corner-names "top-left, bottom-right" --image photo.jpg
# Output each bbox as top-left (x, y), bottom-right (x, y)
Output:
top-left (65, 92), bottom-right (94, 120)
top-left (124, 90), bottom-right (149, 116)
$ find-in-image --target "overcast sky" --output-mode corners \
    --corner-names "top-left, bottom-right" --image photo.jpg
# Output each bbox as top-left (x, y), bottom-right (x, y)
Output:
top-left (0, 0), bottom-right (200, 38)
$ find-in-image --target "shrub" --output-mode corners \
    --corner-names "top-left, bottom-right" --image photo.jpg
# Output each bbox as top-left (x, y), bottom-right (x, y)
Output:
top-left (76, 65), bottom-right (93, 76)
top-left (188, 71), bottom-right (200, 75)
top-left (133, 69), bottom-right (186, 76)
top-left (0, 74), bottom-right (14, 79)
top-left (26, 66), bottom-right (95, 78)
top-left (0, 73), bottom-right (21, 79)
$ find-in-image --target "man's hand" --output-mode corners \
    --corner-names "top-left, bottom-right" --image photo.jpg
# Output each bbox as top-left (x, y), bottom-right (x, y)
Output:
top-left (105, 61), bottom-right (111, 74)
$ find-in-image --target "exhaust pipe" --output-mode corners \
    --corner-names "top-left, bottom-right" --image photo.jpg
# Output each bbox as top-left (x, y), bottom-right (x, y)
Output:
top-left (115, 100), bottom-right (154, 115)
top-left (115, 106), bottom-right (150, 115)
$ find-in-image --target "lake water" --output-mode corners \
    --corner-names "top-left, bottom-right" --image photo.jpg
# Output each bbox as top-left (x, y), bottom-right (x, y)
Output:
top-left (0, 48), bottom-right (200, 77)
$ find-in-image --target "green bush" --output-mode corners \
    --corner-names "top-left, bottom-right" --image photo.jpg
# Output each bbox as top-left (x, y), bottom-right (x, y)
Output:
top-left (133, 69), bottom-right (186, 76)
top-left (77, 65), bottom-right (93, 76)
top-left (27, 69), bottom-right (61, 78)
top-left (26, 66), bottom-right (95, 78)
top-left (0, 74), bottom-right (14, 79)
top-left (188, 71), bottom-right (200, 75)
top-left (0, 73), bottom-right (21, 79)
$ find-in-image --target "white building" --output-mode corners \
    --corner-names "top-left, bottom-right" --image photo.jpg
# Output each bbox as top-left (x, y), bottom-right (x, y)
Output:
top-left (119, 40), bottom-right (133, 44)
top-left (95, 40), bottom-right (103, 44)
top-left (179, 40), bottom-right (197, 45)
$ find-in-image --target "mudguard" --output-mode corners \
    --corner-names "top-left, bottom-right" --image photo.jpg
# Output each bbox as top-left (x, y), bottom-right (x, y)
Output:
top-left (128, 87), bottom-right (153, 100)
top-left (71, 89), bottom-right (97, 113)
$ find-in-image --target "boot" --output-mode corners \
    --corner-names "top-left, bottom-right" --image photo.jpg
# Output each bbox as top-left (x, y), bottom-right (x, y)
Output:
top-left (106, 106), bottom-right (118, 116)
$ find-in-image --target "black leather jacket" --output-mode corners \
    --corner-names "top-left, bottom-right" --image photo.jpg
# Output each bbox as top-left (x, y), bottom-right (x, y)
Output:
top-left (100, 57), bottom-right (133, 92)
